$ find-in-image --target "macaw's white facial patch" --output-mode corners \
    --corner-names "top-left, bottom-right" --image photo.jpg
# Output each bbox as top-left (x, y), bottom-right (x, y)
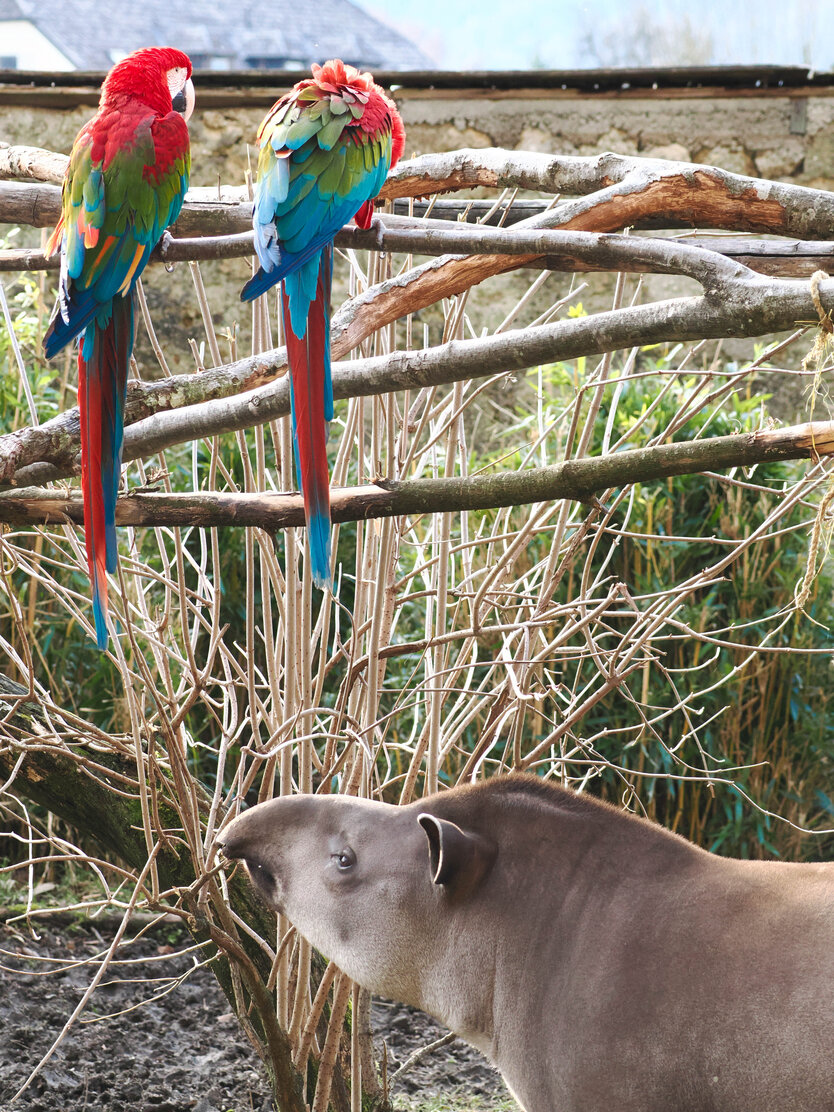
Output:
top-left (167, 68), bottom-right (195, 122)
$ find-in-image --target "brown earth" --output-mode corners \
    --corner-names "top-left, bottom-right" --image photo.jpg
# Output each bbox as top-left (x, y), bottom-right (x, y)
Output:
top-left (0, 919), bottom-right (507, 1111)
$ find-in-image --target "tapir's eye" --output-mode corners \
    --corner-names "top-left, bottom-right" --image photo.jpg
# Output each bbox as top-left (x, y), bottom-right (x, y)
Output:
top-left (331, 847), bottom-right (356, 871)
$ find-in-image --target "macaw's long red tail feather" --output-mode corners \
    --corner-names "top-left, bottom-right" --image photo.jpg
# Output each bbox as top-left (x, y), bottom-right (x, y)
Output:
top-left (78, 295), bottom-right (134, 649)
top-left (282, 246), bottom-right (333, 588)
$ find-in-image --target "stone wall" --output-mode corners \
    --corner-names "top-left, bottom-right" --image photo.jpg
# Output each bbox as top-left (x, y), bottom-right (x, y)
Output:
top-left (3, 75), bottom-right (832, 204)
top-left (1, 75), bottom-right (832, 402)
top-left (395, 88), bottom-right (830, 186)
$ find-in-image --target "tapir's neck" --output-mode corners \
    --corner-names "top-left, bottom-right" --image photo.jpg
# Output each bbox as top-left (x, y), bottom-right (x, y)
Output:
top-left (410, 791), bottom-right (704, 1108)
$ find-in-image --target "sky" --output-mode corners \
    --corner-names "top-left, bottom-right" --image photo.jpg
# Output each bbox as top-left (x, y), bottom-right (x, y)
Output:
top-left (363, 0), bottom-right (834, 72)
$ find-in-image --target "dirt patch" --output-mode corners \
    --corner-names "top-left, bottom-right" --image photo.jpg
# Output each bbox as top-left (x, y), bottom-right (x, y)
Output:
top-left (371, 998), bottom-right (509, 1108)
top-left (0, 919), bottom-right (508, 1111)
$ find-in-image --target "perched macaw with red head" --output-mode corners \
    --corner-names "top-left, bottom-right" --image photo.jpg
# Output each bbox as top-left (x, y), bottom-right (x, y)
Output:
top-left (241, 59), bottom-right (405, 587)
top-left (43, 46), bottom-right (194, 649)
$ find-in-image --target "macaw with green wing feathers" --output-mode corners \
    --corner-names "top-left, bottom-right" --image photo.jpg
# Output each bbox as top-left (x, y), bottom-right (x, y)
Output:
top-left (241, 59), bottom-right (405, 587)
top-left (43, 47), bottom-right (194, 650)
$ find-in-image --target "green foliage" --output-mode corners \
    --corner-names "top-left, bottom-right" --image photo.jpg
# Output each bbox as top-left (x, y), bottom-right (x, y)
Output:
top-left (502, 348), bottom-right (832, 859)
top-left (364, 340), bottom-right (833, 859)
top-left (0, 249), bottom-right (66, 429)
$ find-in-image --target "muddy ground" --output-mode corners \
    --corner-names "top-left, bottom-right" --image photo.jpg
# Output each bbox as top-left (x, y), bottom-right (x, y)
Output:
top-left (0, 918), bottom-right (509, 1111)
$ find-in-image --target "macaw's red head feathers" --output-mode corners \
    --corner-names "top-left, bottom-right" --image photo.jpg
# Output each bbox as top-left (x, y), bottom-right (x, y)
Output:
top-left (309, 58), bottom-right (405, 166)
top-left (101, 47), bottom-right (195, 121)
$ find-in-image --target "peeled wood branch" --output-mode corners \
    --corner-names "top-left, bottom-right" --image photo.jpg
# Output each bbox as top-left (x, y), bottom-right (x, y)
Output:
top-left (382, 148), bottom-right (834, 234)
top-left (5, 225), bottom-right (834, 279)
top-left (2, 271), bottom-right (833, 487)
top-left (351, 163), bottom-right (834, 345)
top-left (0, 141), bottom-right (69, 183)
top-left (1, 420), bottom-right (831, 529)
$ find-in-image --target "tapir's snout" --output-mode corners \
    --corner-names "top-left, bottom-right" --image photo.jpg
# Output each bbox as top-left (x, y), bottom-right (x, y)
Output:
top-left (216, 828), bottom-right (243, 861)
top-left (215, 820), bottom-right (250, 865)
top-left (216, 813), bottom-right (284, 905)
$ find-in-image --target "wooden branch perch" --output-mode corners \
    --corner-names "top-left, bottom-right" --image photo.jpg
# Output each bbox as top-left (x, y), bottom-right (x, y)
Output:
top-left (1, 263), bottom-right (832, 489)
top-left (0, 420), bottom-right (831, 529)
top-left (3, 143), bottom-right (834, 492)
top-left (6, 224), bottom-right (834, 279)
top-left (381, 148), bottom-right (834, 235)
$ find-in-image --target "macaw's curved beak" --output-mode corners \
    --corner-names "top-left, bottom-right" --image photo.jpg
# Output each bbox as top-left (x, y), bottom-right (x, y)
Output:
top-left (172, 78), bottom-right (195, 122)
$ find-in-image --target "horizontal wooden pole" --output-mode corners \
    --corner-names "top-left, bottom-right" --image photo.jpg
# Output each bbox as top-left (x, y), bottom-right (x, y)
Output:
top-left (1, 420), bottom-right (830, 530)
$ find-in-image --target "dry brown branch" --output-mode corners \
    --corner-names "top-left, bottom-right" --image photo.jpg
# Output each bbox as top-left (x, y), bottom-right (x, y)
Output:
top-left (0, 419), bottom-right (830, 528)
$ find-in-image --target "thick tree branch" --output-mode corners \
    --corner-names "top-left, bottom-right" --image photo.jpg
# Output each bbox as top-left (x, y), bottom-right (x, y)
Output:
top-left (0, 678), bottom-right (306, 1111)
top-left (6, 226), bottom-right (834, 279)
top-left (0, 142), bottom-right (68, 183)
top-left (382, 148), bottom-right (834, 229)
top-left (0, 220), bottom-right (749, 284)
top-left (2, 269), bottom-right (833, 488)
top-left (0, 420), bottom-right (831, 528)
top-left (6, 224), bottom-right (834, 280)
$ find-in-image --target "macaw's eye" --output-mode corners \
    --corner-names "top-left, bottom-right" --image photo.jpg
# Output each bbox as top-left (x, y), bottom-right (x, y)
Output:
top-left (331, 847), bottom-right (356, 871)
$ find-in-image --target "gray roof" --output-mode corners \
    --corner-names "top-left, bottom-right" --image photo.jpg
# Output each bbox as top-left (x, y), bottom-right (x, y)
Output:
top-left (1, 0), bottom-right (433, 70)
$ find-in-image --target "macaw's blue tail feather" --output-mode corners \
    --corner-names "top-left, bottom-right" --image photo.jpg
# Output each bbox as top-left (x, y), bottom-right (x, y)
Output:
top-left (78, 295), bottom-right (134, 649)
top-left (240, 265), bottom-right (280, 303)
top-left (283, 246), bottom-right (333, 588)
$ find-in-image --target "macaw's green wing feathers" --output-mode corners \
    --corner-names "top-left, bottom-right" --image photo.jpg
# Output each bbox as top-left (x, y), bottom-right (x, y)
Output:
top-left (44, 105), bottom-right (189, 356)
top-left (248, 63), bottom-right (400, 290)
top-left (42, 45), bottom-right (193, 649)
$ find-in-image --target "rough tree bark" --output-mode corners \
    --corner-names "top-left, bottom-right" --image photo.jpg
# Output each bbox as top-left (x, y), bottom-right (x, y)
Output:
top-left (0, 420), bottom-right (831, 529)
top-left (0, 674), bottom-right (309, 1112)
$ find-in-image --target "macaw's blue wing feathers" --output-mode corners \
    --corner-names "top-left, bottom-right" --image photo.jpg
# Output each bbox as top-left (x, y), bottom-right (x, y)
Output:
top-left (241, 59), bottom-right (405, 587)
top-left (43, 285), bottom-right (101, 359)
top-left (240, 229), bottom-right (334, 305)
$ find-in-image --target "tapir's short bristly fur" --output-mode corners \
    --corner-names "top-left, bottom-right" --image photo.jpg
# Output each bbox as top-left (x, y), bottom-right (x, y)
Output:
top-left (220, 774), bottom-right (834, 1112)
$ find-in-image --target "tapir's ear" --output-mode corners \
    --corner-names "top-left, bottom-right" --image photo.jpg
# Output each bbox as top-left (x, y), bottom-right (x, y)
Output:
top-left (418, 814), bottom-right (497, 890)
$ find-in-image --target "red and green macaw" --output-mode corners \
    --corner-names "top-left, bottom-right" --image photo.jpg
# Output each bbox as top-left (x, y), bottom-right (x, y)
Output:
top-left (241, 59), bottom-right (405, 587)
top-left (43, 47), bottom-right (194, 649)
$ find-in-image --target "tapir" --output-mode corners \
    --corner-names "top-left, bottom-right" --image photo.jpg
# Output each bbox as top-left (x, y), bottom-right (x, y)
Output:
top-left (219, 774), bottom-right (834, 1112)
